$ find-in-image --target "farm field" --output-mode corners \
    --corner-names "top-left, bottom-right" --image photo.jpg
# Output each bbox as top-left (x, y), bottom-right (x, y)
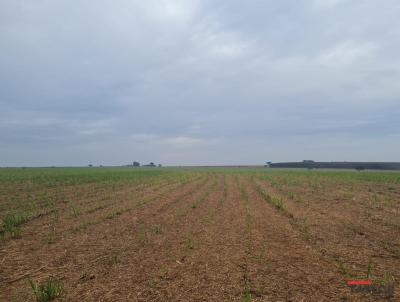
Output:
top-left (0, 167), bottom-right (399, 301)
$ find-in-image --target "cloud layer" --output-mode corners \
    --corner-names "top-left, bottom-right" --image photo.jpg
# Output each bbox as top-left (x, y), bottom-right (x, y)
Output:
top-left (1, 0), bottom-right (400, 166)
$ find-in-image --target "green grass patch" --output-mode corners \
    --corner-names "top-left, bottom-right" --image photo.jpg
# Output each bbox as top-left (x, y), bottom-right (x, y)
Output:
top-left (29, 277), bottom-right (63, 302)
top-left (1, 212), bottom-right (29, 239)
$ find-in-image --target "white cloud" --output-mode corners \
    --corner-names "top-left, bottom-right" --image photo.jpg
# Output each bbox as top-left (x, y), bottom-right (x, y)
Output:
top-left (316, 41), bottom-right (377, 66)
top-left (311, 0), bottom-right (348, 10)
top-left (78, 120), bottom-right (115, 136)
top-left (129, 133), bottom-right (158, 141)
top-left (162, 136), bottom-right (208, 148)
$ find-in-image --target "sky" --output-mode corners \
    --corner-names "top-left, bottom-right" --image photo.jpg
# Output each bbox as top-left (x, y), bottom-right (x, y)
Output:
top-left (1, 0), bottom-right (400, 166)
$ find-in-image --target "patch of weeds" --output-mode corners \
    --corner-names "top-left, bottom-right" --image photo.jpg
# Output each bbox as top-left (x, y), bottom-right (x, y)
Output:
top-left (153, 225), bottom-right (162, 235)
top-left (105, 210), bottom-right (123, 220)
top-left (29, 277), bottom-right (63, 302)
top-left (241, 290), bottom-right (251, 302)
top-left (271, 196), bottom-right (285, 212)
top-left (158, 268), bottom-right (169, 279)
top-left (9, 297), bottom-right (20, 302)
top-left (73, 221), bottom-right (91, 233)
top-left (245, 214), bottom-right (252, 233)
top-left (45, 231), bottom-right (57, 245)
top-left (366, 260), bottom-right (374, 279)
top-left (39, 197), bottom-right (54, 209)
top-left (186, 233), bottom-right (194, 249)
top-left (395, 248), bottom-right (400, 259)
top-left (223, 175), bottom-right (228, 198)
top-left (335, 258), bottom-right (395, 292)
top-left (255, 242), bottom-right (267, 261)
top-left (3, 213), bottom-right (28, 230)
top-left (241, 273), bottom-right (252, 302)
top-left (364, 261), bottom-right (395, 290)
top-left (377, 272), bottom-right (395, 286)
top-left (8, 227), bottom-right (22, 239)
top-left (191, 203), bottom-right (197, 209)
top-left (300, 217), bottom-right (311, 240)
top-left (339, 263), bottom-right (350, 278)
top-left (111, 254), bottom-right (120, 264)
top-left (71, 206), bottom-right (81, 217)
top-left (138, 225), bottom-right (148, 245)
top-left (333, 256), bottom-right (350, 278)
top-left (253, 182), bottom-right (292, 217)
top-left (2, 213), bottom-right (29, 239)
top-left (52, 209), bottom-right (60, 223)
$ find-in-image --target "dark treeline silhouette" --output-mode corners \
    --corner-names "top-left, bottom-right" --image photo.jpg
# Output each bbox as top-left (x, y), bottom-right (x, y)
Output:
top-left (128, 162), bottom-right (162, 168)
top-left (267, 161), bottom-right (400, 170)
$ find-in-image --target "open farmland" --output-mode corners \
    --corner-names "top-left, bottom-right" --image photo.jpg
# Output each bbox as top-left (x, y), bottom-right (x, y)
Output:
top-left (0, 168), bottom-right (399, 301)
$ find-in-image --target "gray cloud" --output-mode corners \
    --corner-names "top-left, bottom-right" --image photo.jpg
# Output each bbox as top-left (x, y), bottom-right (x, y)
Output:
top-left (1, 0), bottom-right (400, 166)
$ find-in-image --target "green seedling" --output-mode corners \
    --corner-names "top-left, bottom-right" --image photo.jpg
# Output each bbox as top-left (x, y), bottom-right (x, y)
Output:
top-left (186, 234), bottom-right (194, 249)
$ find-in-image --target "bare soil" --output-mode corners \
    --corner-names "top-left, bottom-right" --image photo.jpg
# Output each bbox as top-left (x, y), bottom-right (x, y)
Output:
top-left (1, 170), bottom-right (398, 301)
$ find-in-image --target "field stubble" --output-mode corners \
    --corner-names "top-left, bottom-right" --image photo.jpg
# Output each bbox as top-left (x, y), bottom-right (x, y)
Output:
top-left (0, 167), bottom-right (399, 301)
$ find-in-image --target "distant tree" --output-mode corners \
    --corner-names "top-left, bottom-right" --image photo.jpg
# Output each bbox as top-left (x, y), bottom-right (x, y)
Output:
top-left (133, 161), bottom-right (140, 167)
top-left (142, 162), bottom-right (156, 167)
top-left (356, 166), bottom-right (365, 171)
top-left (88, 164), bottom-right (93, 167)
top-left (158, 164), bottom-right (162, 167)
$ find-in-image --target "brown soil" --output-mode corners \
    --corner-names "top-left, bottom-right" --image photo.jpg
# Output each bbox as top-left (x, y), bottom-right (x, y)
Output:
top-left (0, 171), bottom-right (398, 301)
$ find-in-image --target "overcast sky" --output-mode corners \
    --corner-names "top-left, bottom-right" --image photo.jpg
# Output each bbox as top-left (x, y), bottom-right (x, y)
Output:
top-left (1, 0), bottom-right (400, 166)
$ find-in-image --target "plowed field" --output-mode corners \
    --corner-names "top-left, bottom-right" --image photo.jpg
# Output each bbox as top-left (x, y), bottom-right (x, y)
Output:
top-left (1, 168), bottom-right (399, 301)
